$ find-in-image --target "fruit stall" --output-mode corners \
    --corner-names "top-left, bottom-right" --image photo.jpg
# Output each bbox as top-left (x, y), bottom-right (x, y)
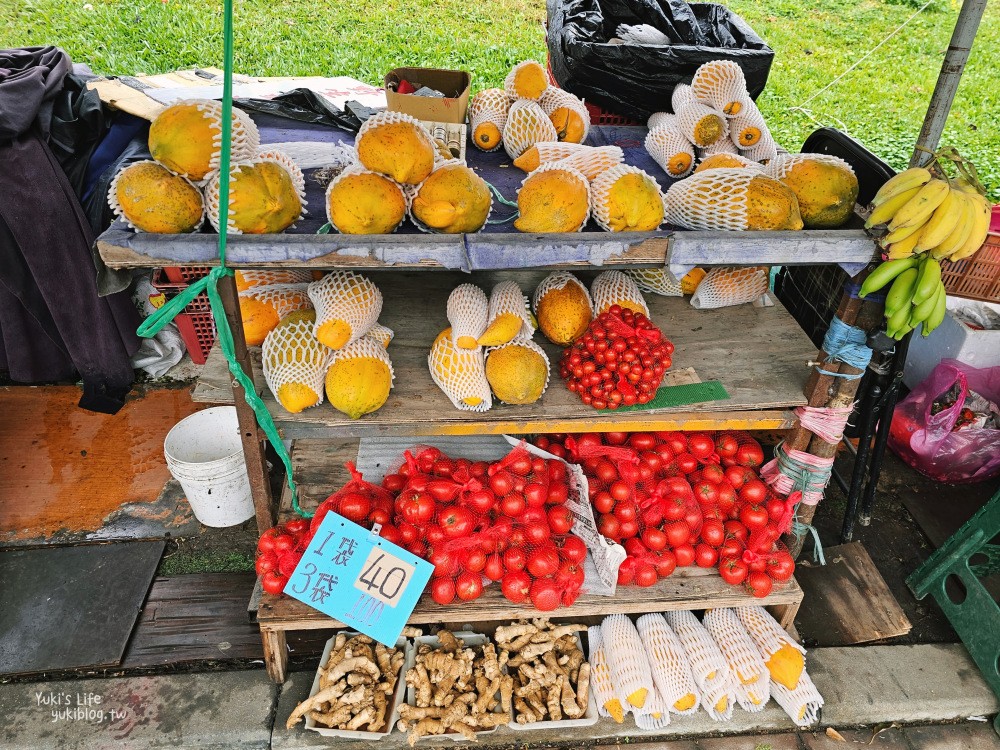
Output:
top-left (89, 0), bottom-right (998, 741)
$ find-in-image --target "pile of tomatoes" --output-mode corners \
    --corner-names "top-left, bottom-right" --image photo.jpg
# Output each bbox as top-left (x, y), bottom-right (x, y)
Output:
top-left (374, 445), bottom-right (584, 612)
top-left (255, 518), bottom-right (312, 595)
top-left (560, 306), bottom-right (674, 409)
top-left (535, 430), bottom-right (796, 598)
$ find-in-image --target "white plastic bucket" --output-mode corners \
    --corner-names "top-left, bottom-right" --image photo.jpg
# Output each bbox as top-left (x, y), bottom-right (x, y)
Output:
top-left (164, 406), bottom-right (255, 527)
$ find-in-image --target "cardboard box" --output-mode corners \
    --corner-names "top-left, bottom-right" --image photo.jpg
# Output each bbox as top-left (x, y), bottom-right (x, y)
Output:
top-left (385, 67), bottom-right (470, 124)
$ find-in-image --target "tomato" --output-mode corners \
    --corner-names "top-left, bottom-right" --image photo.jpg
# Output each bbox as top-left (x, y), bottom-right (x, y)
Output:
top-left (558, 559), bottom-right (585, 587)
top-left (465, 489), bottom-right (496, 514)
top-left (768, 551), bottom-right (796, 582)
top-left (598, 514), bottom-right (621, 539)
top-left (740, 504), bottom-right (770, 531)
top-left (695, 543), bottom-right (719, 568)
top-left (500, 493), bottom-right (526, 517)
top-left (547, 483), bottom-right (569, 505)
top-left (609, 480), bottom-right (632, 503)
top-left (548, 506), bottom-right (574, 535)
top-left (501, 570), bottom-right (531, 603)
top-left (524, 520), bottom-right (552, 546)
top-left (369, 508), bottom-right (390, 526)
top-left (261, 571), bottom-right (288, 595)
top-left (594, 460), bottom-right (619, 485)
top-left (675, 453), bottom-right (699, 474)
top-left (629, 433), bottom-right (657, 451)
top-left (431, 577), bottom-right (456, 605)
top-left (617, 556), bottom-right (638, 585)
top-left (382, 473), bottom-right (406, 493)
top-left (456, 571), bottom-right (484, 601)
top-left (440, 506), bottom-right (475, 539)
top-left (257, 528), bottom-right (281, 554)
top-left (593, 491), bottom-right (615, 515)
top-left (700, 520), bottom-right (726, 547)
top-left (427, 480), bottom-right (458, 503)
top-left (535, 436), bottom-right (551, 450)
top-left (624, 537), bottom-right (648, 556)
top-left (641, 505), bottom-right (665, 527)
top-left (470, 461), bottom-right (489, 479)
top-left (693, 481), bottom-right (719, 506)
top-left (530, 577), bottom-right (562, 611)
top-left (425, 524), bottom-right (447, 546)
top-left (716, 483), bottom-right (737, 512)
top-left (464, 549), bottom-right (487, 573)
top-left (719, 556), bottom-right (749, 586)
top-left (674, 544), bottom-right (696, 567)
top-left (720, 538), bottom-right (744, 559)
top-left (489, 472), bottom-right (514, 497)
top-left (740, 479), bottom-right (768, 505)
top-left (523, 483), bottom-right (548, 508)
top-left (715, 433), bottom-right (739, 459)
top-left (604, 432), bottom-right (628, 446)
top-left (273, 534), bottom-right (296, 554)
top-left (737, 441), bottom-right (765, 468)
top-left (642, 528), bottom-right (668, 552)
top-left (527, 545), bottom-right (560, 577)
top-left (618, 519), bottom-right (639, 539)
top-left (700, 463), bottom-right (727, 485)
top-left (664, 434), bottom-right (688, 455)
top-left (399, 522), bottom-right (419, 545)
top-left (767, 498), bottom-right (788, 522)
top-left (484, 554), bottom-right (505, 582)
top-left (724, 520), bottom-right (749, 542)
top-left (749, 523), bottom-right (781, 553)
top-left (429, 547), bottom-right (458, 578)
top-left (654, 550), bottom-right (677, 578)
top-left (684, 508), bottom-right (703, 531)
top-left (401, 493), bottom-right (436, 525)
top-left (284, 518), bottom-right (309, 536)
top-left (255, 553), bottom-right (279, 576)
top-left (613, 502), bottom-right (637, 523)
top-left (560, 535), bottom-right (588, 563)
top-left (507, 454), bottom-right (533, 477)
top-left (655, 444), bottom-right (676, 464)
top-left (503, 546), bottom-right (527, 571)
top-left (687, 433), bottom-right (715, 459)
top-left (745, 571), bottom-right (773, 598)
top-left (378, 525), bottom-right (402, 545)
top-left (665, 521), bottom-right (692, 547)
top-left (701, 506), bottom-right (724, 522)
top-left (635, 563), bottom-right (659, 587)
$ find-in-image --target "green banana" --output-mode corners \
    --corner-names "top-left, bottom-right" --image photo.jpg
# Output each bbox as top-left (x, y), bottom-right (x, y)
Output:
top-left (892, 322), bottom-right (914, 340)
top-left (885, 267), bottom-right (919, 315)
top-left (858, 256), bottom-right (920, 298)
top-left (922, 285), bottom-right (948, 336)
top-left (887, 300), bottom-right (913, 333)
top-left (909, 284), bottom-right (941, 326)
top-left (911, 256), bottom-right (942, 306)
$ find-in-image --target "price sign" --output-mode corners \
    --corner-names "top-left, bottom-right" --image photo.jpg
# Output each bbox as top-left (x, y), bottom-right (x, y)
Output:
top-left (285, 513), bottom-right (433, 646)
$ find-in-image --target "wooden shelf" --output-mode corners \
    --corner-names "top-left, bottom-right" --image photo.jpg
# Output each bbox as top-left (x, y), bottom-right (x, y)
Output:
top-left (193, 270), bottom-right (814, 436)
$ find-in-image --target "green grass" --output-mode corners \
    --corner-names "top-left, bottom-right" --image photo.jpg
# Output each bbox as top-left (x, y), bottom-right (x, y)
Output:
top-left (3, 0), bottom-right (998, 198)
top-left (158, 546), bottom-right (255, 575)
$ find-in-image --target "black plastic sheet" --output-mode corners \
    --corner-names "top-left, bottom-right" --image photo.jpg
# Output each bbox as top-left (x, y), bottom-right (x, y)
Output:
top-left (547, 0), bottom-right (774, 122)
top-left (234, 88), bottom-right (362, 132)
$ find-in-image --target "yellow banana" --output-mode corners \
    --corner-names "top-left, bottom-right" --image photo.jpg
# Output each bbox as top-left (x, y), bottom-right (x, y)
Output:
top-left (949, 194), bottom-right (991, 261)
top-left (883, 217), bottom-right (927, 245)
top-left (953, 177), bottom-right (981, 195)
top-left (886, 229), bottom-right (921, 259)
top-left (872, 168), bottom-right (932, 206)
top-left (866, 186), bottom-right (921, 228)
top-left (930, 192), bottom-right (976, 260)
top-left (888, 179), bottom-right (951, 232)
top-left (915, 188), bottom-right (961, 251)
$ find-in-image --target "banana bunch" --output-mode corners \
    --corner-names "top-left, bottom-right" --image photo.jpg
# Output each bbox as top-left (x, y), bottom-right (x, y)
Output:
top-left (859, 255), bottom-right (947, 339)
top-left (865, 167), bottom-right (992, 262)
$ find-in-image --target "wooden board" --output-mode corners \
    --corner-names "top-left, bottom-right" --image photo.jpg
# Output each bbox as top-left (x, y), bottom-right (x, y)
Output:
top-left (793, 541), bottom-right (911, 646)
top-left (192, 270), bottom-right (814, 435)
top-left (0, 541), bottom-right (164, 676)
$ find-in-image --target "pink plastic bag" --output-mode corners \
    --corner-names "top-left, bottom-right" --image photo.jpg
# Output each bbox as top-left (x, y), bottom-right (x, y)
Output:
top-left (889, 359), bottom-right (1000, 483)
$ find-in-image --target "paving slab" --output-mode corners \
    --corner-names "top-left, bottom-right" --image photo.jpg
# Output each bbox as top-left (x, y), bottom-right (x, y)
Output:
top-left (698, 733), bottom-right (803, 749)
top-left (801, 727), bottom-right (910, 749)
top-left (0, 671), bottom-right (277, 750)
top-left (903, 722), bottom-right (1000, 749)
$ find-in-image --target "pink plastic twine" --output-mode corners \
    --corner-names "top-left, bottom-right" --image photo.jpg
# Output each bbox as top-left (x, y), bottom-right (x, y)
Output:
top-left (759, 443), bottom-right (834, 506)
top-left (794, 403), bottom-right (855, 445)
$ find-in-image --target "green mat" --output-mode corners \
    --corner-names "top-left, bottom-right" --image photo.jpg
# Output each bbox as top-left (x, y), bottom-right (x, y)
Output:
top-left (616, 380), bottom-right (730, 412)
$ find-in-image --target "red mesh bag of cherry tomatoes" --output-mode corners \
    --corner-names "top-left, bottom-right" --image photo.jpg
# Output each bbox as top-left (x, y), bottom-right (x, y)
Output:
top-left (560, 306), bottom-right (674, 410)
top-left (310, 462), bottom-right (395, 538)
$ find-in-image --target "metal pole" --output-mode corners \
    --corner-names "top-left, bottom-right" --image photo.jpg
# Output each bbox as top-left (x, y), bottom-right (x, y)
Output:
top-left (909, 0), bottom-right (989, 166)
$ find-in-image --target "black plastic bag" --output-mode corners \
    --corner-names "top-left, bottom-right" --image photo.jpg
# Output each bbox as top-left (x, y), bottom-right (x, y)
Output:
top-left (547, 0), bottom-right (774, 122)
top-left (234, 88), bottom-right (362, 132)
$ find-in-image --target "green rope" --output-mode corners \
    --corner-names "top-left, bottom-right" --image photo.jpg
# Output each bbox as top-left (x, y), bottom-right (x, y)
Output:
top-left (137, 0), bottom-right (308, 519)
top-left (484, 180), bottom-right (519, 224)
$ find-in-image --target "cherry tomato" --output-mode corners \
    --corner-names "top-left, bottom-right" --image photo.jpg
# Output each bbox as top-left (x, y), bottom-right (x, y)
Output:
top-left (261, 571), bottom-right (287, 595)
top-left (527, 545), bottom-right (560, 577)
top-left (430, 577), bottom-right (456, 605)
top-left (548, 506), bottom-right (574, 535)
top-left (719, 556), bottom-right (749, 586)
top-left (745, 571), bottom-right (773, 598)
top-left (700, 520), bottom-right (726, 547)
top-left (501, 570), bottom-right (531, 603)
top-left (634, 563), bottom-right (659, 587)
top-left (530, 577), bottom-right (562, 611)
top-left (560, 535), bottom-right (588, 564)
top-left (673, 544), bottom-right (696, 567)
top-left (455, 571), bottom-right (484, 601)
top-left (665, 521), bottom-right (692, 547)
top-left (695, 543), bottom-right (719, 568)
top-left (642, 528), bottom-right (668, 552)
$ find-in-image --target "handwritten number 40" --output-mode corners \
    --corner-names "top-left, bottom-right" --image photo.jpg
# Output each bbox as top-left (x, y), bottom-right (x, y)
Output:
top-left (359, 553), bottom-right (407, 601)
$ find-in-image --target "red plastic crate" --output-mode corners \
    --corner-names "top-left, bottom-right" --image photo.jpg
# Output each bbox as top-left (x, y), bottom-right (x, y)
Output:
top-left (162, 266), bottom-right (213, 284)
top-left (150, 269), bottom-right (216, 364)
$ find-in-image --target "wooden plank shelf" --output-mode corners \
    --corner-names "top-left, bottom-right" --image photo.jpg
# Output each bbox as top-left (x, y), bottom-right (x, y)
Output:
top-left (193, 270), bottom-right (815, 436)
top-left (255, 440), bottom-right (803, 682)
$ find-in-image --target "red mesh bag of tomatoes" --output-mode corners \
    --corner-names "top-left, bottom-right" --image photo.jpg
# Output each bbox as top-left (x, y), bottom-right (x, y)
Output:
top-left (560, 306), bottom-right (674, 410)
top-left (716, 430), bottom-right (766, 469)
top-left (309, 462), bottom-right (395, 539)
top-left (256, 517), bottom-right (312, 596)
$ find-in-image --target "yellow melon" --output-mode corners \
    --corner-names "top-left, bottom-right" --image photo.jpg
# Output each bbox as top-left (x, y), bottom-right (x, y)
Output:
top-left (327, 168), bottom-right (406, 234)
top-left (356, 113), bottom-right (435, 185)
top-left (485, 342), bottom-right (549, 405)
top-left (412, 164), bottom-right (492, 233)
top-left (514, 167), bottom-right (590, 233)
top-left (111, 161), bottom-right (204, 233)
top-left (534, 272), bottom-right (592, 346)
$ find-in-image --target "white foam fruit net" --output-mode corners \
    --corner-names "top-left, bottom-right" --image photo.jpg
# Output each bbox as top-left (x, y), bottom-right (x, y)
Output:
top-left (503, 60), bottom-right (547, 101)
top-left (522, 141), bottom-right (588, 169)
top-left (447, 283), bottom-right (490, 348)
top-left (696, 152), bottom-right (764, 171)
top-left (765, 152), bottom-right (855, 181)
top-left (428, 328), bottom-right (492, 412)
top-left (646, 112), bottom-right (676, 131)
top-left (355, 110), bottom-right (437, 180)
top-left (662, 610), bottom-right (734, 716)
top-left (106, 160), bottom-right (205, 233)
top-left (676, 102), bottom-right (727, 147)
top-left (550, 145), bottom-right (623, 181)
top-left (771, 669), bottom-right (824, 727)
top-left (518, 163), bottom-right (591, 233)
top-left (259, 140), bottom-right (357, 171)
top-left (324, 164), bottom-right (408, 235)
top-left (742, 137), bottom-right (779, 164)
top-left (591, 164), bottom-right (666, 233)
top-left (731, 101), bottom-right (769, 149)
top-left (329, 335), bottom-right (395, 381)
top-left (635, 614), bottom-right (700, 717)
top-left (591, 270), bottom-right (649, 316)
top-left (691, 60), bottom-right (750, 117)
top-left (699, 139), bottom-right (740, 157)
top-left (625, 268), bottom-right (683, 297)
top-left (664, 168), bottom-right (755, 231)
top-left (633, 688), bottom-right (670, 729)
top-left (602, 614), bottom-right (655, 715)
top-left (671, 83), bottom-right (694, 112)
top-left (735, 606), bottom-right (806, 663)
top-left (538, 87), bottom-right (590, 143)
top-left (691, 267), bottom-right (770, 309)
top-left (485, 280), bottom-right (534, 342)
top-left (261, 317), bottom-right (330, 413)
top-left (236, 270), bottom-right (316, 290)
top-left (256, 148), bottom-right (306, 194)
top-left (204, 157), bottom-right (307, 234)
top-left (503, 99), bottom-right (559, 159)
top-left (588, 626), bottom-right (621, 722)
top-left (485, 339), bottom-right (550, 402)
top-left (307, 271), bottom-right (382, 350)
top-left (703, 608), bottom-right (770, 712)
top-left (239, 283), bottom-right (313, 319)
top-left (157, 99), bottom-right (260, 181)
top-left (645, 126), bottom-right (696, 178)
top-left (365, 322), bottom-right (394, 349)
top-left (468, 88), bottom-right (510, 153)
top-left (533, 271), bottom-right (593, 317)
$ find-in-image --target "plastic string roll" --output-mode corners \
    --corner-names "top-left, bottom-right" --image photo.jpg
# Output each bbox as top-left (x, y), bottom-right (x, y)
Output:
top-left (794, 403), bottom-right (855, 444)
top-left (760, 441), bottom-right (834, 506)
top-left (136, 0), bottom-right (305, 517)
top-left (816, 316), bottom-right (873, 379)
